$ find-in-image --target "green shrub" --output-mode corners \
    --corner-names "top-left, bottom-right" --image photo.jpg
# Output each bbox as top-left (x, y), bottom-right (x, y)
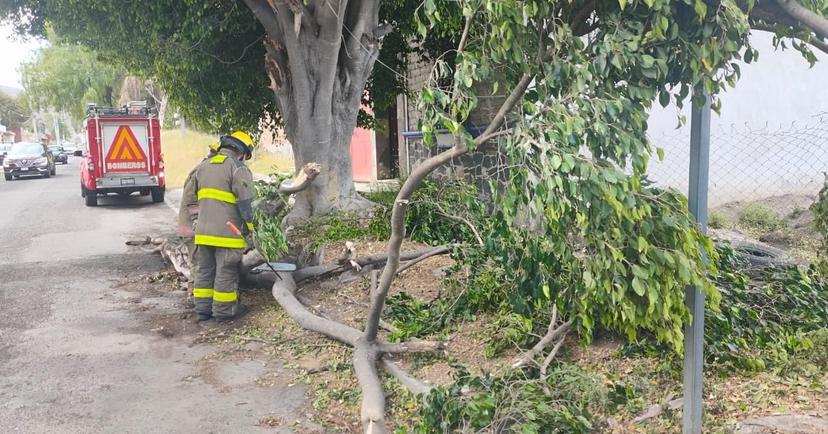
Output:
top-left (738, 204), bottom-right (783, 232)
top-left (708, 209), bottom-right (729, 229)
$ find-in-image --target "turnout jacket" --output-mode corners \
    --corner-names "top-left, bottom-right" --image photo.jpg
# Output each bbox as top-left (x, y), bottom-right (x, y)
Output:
top-left (186, 149), bottom-right (255, 249)
top-left (177, 151), bottom-right (219, 236)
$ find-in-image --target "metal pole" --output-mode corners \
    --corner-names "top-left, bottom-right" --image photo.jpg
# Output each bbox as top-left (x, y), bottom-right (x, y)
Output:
top-left (683, 91), bottom-right (710, 434)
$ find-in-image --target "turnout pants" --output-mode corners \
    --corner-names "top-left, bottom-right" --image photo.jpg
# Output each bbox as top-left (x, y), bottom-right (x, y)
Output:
top-left (183, 237), bottom-right (196, 298)
top-left (193, 245), bottom-right (243, 319)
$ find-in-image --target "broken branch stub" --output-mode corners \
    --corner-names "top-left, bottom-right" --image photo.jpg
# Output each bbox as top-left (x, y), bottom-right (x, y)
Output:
top-left (278, 162), bottom-right (321, 194)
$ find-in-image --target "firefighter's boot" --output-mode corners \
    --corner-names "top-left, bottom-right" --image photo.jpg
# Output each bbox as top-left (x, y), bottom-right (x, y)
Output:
top-left (216, 303), bottom-right (249, 323)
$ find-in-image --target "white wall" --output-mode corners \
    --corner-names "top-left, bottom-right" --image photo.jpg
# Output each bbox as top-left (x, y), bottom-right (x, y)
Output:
top-left (647, 31), bottom-right (828, 205)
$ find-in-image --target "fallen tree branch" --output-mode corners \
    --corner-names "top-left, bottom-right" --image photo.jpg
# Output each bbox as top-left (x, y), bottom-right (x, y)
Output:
top-left (293, 246), bottom-right (450, 283)
top-left (269, 271), bottom-right (435, 418)
top-left (354, 338), bottom-right (386, 433)
top-left (272, 273), bottom-right (362, 344)
top-left (512, 305), bottom-right (573, 369)
top-left (376, 340), bottom-right (445, 354)
top-left (539, 335), bottom-right (568, 378)
top-left (394, 246), bottom-right (451, 275)
top-left (381, 358), bottom-right (433, 396)
top-left (630, 397), bottom-right (684, 424)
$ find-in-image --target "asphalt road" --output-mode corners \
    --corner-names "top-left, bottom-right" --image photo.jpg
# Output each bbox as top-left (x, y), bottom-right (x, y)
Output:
top-left (0, 158), bottom-right (313, 433)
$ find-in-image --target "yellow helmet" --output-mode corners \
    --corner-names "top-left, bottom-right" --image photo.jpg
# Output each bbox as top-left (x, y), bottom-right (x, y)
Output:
top-left (220, 130), bottom-right (256, 160)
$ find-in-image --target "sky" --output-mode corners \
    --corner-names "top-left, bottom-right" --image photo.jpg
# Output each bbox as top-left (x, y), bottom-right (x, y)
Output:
top-left (0, 23), bottom-right (46, 90)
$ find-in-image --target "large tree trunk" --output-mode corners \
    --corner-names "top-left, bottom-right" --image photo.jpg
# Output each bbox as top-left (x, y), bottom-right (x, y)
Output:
top-left (284, 98), bottom-right (364, 220)
top-left (244, 0), bottom-right (383, 220)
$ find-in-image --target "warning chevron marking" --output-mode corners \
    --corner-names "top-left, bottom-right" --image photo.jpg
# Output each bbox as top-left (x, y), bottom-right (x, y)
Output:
top-left (105, 126), bottom-right (148, 172)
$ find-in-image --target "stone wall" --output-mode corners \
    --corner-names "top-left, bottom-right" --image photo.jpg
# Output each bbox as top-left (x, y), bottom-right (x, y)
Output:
top-left (398, 53), bottom-right (508, 199)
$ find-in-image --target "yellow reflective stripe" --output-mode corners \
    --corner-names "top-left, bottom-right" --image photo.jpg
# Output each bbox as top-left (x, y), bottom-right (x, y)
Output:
top-left (246, 222), bottom-right (254, 231)
top-left (210, 155), bottom-right (227, 164)
top-left (213, 291), bottom-right (238, 303)
top-left (194, 234), bottom-right (246, 248)
top-left (193, 288), bottom-right (214, 298)
top-left (197, 188), bottom-right (237, 204)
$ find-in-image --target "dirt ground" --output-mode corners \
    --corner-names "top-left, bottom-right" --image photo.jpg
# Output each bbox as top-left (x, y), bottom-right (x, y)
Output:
top-left (711, 193), bottom-right (823, 263)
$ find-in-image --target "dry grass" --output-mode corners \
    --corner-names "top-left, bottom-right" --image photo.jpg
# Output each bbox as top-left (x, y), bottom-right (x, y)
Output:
top-left (161, 129), bottom-right (293, 188)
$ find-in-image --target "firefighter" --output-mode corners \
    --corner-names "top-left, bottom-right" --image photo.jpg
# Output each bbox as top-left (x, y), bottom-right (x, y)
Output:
top-left (189, 131), bottom-right (257, 322)
top-left (177, 142), bottom-right (220, 304)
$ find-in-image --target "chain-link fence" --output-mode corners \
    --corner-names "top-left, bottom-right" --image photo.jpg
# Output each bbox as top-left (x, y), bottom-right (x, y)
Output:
top-left (647, 115), bottom-right (828, 207)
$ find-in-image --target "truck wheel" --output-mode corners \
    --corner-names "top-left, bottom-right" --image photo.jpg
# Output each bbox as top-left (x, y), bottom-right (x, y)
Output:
top-left (3, 174), bottom-right (10, 181)
top-left (151, 187), bottom-right (165, 203)
top-left (43, 170), bottom-right (50, 179)
top-left (51, 165), bottom-right (56, 176)
top-left (85, 190), bottom-right (98, 207)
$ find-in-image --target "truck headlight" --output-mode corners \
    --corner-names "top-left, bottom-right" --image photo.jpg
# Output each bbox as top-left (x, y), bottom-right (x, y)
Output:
top-left (34, 157), bottom-right (47, 165)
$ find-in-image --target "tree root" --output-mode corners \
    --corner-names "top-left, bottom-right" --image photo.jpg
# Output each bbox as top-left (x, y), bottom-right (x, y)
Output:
top-left (381, 358), bottom-right (433, 396)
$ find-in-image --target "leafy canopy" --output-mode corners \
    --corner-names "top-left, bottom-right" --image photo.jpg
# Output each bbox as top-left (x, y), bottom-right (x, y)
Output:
top-left (0, 0), bottom-right (445, 134)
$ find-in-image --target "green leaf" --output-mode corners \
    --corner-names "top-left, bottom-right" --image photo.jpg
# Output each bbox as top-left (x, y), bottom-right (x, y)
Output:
top-left (659, 90), bottom-right (670, 108)
top-left (637, 236), bottom-right (649, 252)
top-left (618, 0), bottom-right (628, 9)
top-left (693, 0), bottom-right (707, 18)
top-left (656, 147), bottom-right (665, 161)
top-left (632, 277), bottom-right (646, 296)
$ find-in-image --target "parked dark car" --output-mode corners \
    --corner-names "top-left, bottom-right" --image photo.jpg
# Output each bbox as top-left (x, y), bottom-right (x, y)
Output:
top-left (3, 142), bottom-right (56, 180)
top-left (49, 145), bottom-right (69, 164)
top-left (0, 144), bottom-right (10, 166)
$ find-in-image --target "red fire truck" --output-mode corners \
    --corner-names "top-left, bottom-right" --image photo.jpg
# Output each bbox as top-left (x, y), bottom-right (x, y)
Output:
top-left (81, 102), bottom-right (165, 207)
